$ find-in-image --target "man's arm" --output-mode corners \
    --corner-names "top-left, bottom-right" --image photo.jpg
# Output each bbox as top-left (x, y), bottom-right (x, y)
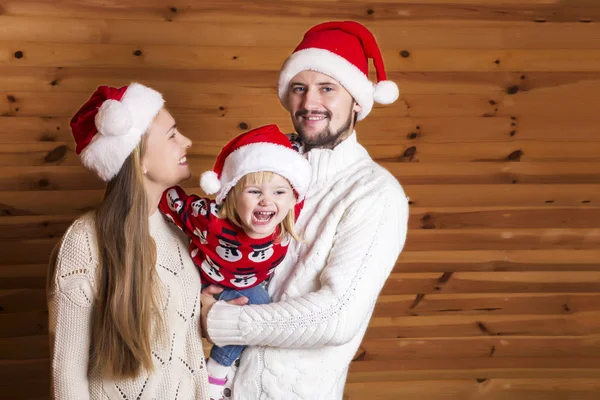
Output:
top-left (206, 187), bottom-right (409, 348)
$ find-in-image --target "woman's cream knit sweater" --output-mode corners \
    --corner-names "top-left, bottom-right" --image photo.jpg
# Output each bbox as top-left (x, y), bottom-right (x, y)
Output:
top-left (47, 211), bottom-right (210, 399)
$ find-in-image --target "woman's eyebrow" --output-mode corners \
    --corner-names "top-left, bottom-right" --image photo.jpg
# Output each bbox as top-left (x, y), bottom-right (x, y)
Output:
top-left (165, 124), bottom-right (176, 135)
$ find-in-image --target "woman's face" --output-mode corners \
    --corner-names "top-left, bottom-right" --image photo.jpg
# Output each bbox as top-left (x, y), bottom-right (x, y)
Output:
top-left (142, 109), bottom-right (192, 190)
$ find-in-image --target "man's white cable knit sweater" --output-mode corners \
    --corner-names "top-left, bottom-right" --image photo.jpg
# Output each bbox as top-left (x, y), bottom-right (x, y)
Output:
top-left (207, 132), bottom-right (409, 400)
top-left (47, 211), bottom-right (210, 400)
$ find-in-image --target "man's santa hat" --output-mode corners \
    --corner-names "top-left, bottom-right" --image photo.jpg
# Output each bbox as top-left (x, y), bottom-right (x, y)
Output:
top-left (200, 124), bottom-right (311, 205)
top-left (70, 82), bottom-right (164, 181)
top-left (278, 21), bottom-right (399, 121)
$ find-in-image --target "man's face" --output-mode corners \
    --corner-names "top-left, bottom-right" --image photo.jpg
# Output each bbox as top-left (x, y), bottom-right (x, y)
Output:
top-left (287, 70), bottom-right (362, 151)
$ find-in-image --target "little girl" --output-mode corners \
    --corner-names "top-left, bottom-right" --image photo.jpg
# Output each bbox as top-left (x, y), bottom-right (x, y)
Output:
top-left (159, 124), bottom-right (311, 400)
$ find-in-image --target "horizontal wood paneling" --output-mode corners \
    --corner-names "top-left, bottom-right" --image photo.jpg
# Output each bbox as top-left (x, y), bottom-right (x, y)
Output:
top-left (1, 1), bottom-right (600, 399)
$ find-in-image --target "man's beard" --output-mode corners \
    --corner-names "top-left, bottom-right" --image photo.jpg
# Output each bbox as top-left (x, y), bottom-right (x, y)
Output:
top-left (293, 106), bottom-right (354, 152)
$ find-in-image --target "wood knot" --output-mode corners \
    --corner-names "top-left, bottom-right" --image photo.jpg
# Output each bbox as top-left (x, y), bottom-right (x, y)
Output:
top-left (488, 100), bottom-right (496, 105)
top-left (238, 122), bottom-right (248, 130)
top-left (14, 50), bottom-right (24, 59)
top-left (6, 95), bottom-right (16, 103)
top-left (37, 178), bottom-right (50, 188)
top-left (401, 146), bottom-right (417, 161)
top-left (494, 59), bottom-right (500, 65)
top-left (507, 149), bottom-right (523, 161)
top-left (50, 80), bottom-right (59, 86)
top-left (400, 50), bottom-right (410, 58)
top-left (506, 86), bottom-right (520, 95)
top-left (170, 7), bottom-right (178, 12)
top-left (407, 132), bottom-right (419, 140)
top-left (44, 145), bottom-right (68, 163)
top-left (133, 49), bottom-right (143, 56)
top-left (366, 9), bottom-right (374, 15)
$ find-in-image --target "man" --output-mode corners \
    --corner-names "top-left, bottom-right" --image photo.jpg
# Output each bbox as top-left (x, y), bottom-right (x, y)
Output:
top-left (202, 21), bottom-right (409, 400)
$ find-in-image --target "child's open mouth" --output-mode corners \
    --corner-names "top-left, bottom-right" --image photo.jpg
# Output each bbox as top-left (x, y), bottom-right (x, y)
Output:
top-left (252, 211), bottom-right (275, 225)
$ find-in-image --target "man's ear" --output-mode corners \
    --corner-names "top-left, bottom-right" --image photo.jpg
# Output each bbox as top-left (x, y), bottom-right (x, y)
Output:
top-left (353, 101), bottom-right (362, 114)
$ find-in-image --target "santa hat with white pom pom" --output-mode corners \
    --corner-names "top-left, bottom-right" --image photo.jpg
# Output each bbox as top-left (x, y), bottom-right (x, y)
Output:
top-left (278, 21), bottom-right (399, 121)
top-left (200, 124), bottom-right (311, 205)
top-left (70, 82), bottom-right (164, 182)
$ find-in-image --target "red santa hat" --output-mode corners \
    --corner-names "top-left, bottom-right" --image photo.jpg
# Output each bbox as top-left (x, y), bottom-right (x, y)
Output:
top-left (278, 21), bottom-right (399, 121)
top-left (200, 124), bottom-right (311, 205)
top-left (70, 82), bottom-right (164, 181)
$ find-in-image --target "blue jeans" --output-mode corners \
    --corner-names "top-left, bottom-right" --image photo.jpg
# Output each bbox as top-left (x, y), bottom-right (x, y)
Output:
top-left (203, 283), bottom-right (271, 366)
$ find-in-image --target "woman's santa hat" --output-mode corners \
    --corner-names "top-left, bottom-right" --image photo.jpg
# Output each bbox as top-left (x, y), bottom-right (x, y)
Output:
top-left (200, 124), bottom-right (311, 205)
top-left (70, 82), bottom-right (164, 181)
top-left (278, 21), bottom-right (399, 121)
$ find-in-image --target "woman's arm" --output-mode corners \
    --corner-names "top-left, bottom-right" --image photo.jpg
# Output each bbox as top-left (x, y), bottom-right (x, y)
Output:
top-left (47, 220), bottom-right (96, 399)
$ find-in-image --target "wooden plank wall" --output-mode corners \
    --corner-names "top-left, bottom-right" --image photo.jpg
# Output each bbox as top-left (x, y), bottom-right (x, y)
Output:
top-left (1, 0), bottom-right (600, 399)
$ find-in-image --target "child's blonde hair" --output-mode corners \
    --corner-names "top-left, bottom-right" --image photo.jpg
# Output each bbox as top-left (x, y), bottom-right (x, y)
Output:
top-left (219, 171), bottom-right (302, 243)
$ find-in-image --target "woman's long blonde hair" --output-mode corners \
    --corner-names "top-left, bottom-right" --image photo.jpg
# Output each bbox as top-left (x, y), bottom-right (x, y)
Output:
top-left (91, 138), bottom-right (163, 378)
top-left (219, 171), bottom-right (302, 243)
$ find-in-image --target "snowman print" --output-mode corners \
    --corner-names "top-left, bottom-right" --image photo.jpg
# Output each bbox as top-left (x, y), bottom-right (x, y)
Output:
top-left (230, 273), bottom-right (258, 288)
top-left (166, 188), bottom-right (183, 213)
top-left (193, 228), bottom-right (208, 244)
top-left (191, 198), bottom-right (208, 217)
top-left (200, 256), bottom-right (225, 282)
top-left (249, 242), bottom-right (274, 263)
top-left (216, 236), bottom-right (242, 262)
top-left (209, 202), bottom-right (220, 218)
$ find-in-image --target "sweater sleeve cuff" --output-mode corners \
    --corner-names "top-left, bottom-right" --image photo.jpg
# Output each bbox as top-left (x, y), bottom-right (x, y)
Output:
top-left (206, 300), bottom-right (246, 347)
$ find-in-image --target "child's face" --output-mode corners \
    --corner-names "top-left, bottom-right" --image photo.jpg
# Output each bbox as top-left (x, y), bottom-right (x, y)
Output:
top-left (234, 174), bottom-right (296, 239)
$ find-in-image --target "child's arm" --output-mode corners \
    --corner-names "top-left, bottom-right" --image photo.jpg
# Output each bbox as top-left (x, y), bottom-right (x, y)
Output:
top-left (158, 186), bottom-right (211, 237)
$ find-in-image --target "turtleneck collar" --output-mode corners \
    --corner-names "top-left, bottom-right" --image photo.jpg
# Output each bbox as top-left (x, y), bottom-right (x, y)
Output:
top-left (304, 131), bottom-right (369, 185)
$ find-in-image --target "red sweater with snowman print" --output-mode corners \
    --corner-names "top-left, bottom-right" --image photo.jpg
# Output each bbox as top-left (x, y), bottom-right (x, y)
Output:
top-left (159, 185), bottom-right (302, 290)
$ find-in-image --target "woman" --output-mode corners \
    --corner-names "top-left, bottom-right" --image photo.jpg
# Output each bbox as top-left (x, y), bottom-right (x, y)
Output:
top-left (47, 83), bottom-right (240, 399)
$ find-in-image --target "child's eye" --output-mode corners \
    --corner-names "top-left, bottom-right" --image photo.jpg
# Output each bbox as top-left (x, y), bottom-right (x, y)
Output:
top-left (275, 190), bottom-right (287, 195)
top-left (248, 189), bottom-right (261, 195)
top-left (169, 132), bottom-right (177, 139)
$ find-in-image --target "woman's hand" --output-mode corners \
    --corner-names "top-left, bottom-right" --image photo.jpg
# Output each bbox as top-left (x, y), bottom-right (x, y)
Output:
top-left (200, 285), bottom-right (248, 343)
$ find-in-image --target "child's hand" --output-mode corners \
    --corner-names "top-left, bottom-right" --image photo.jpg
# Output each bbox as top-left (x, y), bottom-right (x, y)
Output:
top-left (200, 285), bottom-right (248, 343)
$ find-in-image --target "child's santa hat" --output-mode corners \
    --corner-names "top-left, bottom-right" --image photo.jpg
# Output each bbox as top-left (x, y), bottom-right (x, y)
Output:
top-left (70, 82), bottom-right (164, 181)
top-left (278, 21), bottom-right (399, 121)
top-left (200, 124), bottom-right (311, 205)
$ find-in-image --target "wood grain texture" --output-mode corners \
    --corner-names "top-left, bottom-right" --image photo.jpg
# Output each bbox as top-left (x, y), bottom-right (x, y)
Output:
top-left (1, 1), bottom-right (600, 398)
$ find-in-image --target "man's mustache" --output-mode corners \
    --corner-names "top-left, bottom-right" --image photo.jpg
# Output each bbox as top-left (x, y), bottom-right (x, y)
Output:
top-left (295, 110), bottom-right (331, 119)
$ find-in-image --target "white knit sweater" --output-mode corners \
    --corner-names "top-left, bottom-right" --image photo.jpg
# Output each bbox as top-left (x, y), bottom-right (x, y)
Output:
top-left (207, 132), bottom-right (409, 400)
top-left (47, 211), bottom-right (210, 400)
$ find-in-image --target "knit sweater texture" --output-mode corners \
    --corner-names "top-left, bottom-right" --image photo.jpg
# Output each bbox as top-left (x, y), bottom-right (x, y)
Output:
top-left (207, 132), bottom-right (409, 399)
top-left (47, 211), bottom-right (210, 400)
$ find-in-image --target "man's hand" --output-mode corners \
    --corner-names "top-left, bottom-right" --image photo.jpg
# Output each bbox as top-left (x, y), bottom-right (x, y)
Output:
top-left (201, 284), bottom-right (248, 343)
